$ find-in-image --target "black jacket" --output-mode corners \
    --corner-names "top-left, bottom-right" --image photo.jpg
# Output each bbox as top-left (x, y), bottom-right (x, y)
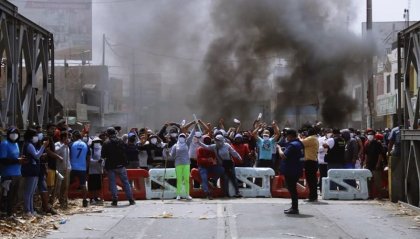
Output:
top-left (325, 136), bottom-right (346, 165)
top-left (102, 136), bottom-right (128, 170)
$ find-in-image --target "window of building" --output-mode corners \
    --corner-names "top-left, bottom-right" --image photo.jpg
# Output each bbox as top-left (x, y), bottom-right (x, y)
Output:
top-left (387, 75), bottom-right (391, 93)
top-left (394, 73), bottom-right (399, 90)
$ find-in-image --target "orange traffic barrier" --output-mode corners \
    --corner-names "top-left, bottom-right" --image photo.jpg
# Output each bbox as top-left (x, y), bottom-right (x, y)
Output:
top-left (190, 168), bottom-right (225, 198)
top-left (68, 177), bottom-right (98, 199)
top-left (369, 170), bottom-right (389, 199)
top-left (102, 169), bottom-right (149, 201)
top-left (271, 172), bottom-right (309, 199)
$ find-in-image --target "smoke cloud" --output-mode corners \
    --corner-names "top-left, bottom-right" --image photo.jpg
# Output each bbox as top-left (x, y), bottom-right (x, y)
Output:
top-left (199, 0), bottom-right (372, 127)
top-left (98, 0), bottom-right (372, 129)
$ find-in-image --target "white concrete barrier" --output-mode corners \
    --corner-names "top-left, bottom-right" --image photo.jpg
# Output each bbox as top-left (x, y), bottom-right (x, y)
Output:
top-left (322, 169), bottom-right (372, 200)
top-left (235, 167), bottom-right (275, 198)
top-left (146, 168), bottom-right (177, 199)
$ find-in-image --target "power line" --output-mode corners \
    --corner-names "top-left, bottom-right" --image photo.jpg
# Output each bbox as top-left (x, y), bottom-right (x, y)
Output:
top-left (105, 38), bottom-right (283, 64)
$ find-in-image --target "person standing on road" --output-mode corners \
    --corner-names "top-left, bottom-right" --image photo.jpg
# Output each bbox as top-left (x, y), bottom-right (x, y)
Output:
top-left (69, 131), bottom-right (90, 207)
top-left (364, 130), bottom-right (385, 199)
top-left (55, 131), bottom-right (71, 209)
top-left (0, 127), bottom-right (22, 216)
top-left (300, 127), bottom-right (319, 202)
top-left (170, 128), bottom-right (195, 200)
top-left (342, 129), bottom-right (358, 187)
top-left (323, 128), bottom-right (345, 190)
top-left (102, 127), bottom-right (135, 206)
top-left (21, 129), bottom-right (47, 217)
top-left (88, 136), bottom-right (104, 205)
top-left (387, 124), bottom-right (402, 202)
top-left (317, 128), bottom-right (329, 193)
top-left (278, 129), bottom-right (304, 215)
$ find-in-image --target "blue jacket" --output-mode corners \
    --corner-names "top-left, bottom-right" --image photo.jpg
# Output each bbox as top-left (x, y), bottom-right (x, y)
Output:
top-left (0, 140), bottom-right (21, 177)
top-left (280, 139), bottom-right (305, 176)
top-left (21, 142), bottom-right (45, 177)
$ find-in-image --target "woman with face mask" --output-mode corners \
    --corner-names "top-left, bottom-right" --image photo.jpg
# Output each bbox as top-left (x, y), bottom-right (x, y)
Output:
top-left (0, 127), bottom-right (24, 216)
top-left (21, 128), bottom-right (48, 217)
top-left (170, 128), bottom-right (196, 200)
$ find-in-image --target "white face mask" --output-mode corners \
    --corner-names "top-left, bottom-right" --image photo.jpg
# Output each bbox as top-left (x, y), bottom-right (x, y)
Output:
top-left (367, 135), bottom-right (374, 141)
top-left (178, 137), bottom-right (186, 143)
top-left (326, 133), bottom-right (333, 138)
top-left (37, 133), bottom-right (44, 141)
top-left (9, 133), bottom-right (18, 141)
top-left (150, 138), bottom-right (158, 144)
top-left (350, 133), bottom-right (355, 138)
top-left (263, 136), bottom-right (270, 141)
top-left (93, 143), bottom-right (101, 148)
top-left (83, 137), bottom-right (88, 142)
top-left (32, 136), bottom-right (39, 144)
top-left (171, 133), bottom-right (178, 138)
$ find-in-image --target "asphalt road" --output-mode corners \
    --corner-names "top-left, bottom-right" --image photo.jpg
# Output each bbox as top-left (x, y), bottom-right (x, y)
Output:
top-left (46, 198), bottom-right (420, 239)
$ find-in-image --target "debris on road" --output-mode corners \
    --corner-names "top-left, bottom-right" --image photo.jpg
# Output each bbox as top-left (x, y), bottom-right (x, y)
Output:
top-left (0, 199), bottom-right (103, 239)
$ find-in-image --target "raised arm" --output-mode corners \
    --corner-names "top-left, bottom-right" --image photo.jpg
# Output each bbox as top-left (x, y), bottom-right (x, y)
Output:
top-left (272, 121), bottom-right (280, 141)
top-left (218, 118), bottom-right (225, 130)
top-left (228, 144), bottom-right (242, 161)
top-left (181, 121), bottom-right (196, 133)
top-left (186, 127), bottom-right (196, 146)
top-left (198, 119), bottom-right (210, 134)
top-left (252, 123), bottom-right (262, 138)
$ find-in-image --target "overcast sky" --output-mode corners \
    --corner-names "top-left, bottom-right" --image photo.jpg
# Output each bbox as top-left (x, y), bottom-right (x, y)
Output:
top-left (352, 0), bottom-right (420, 33)
top-left (90, 0), bottom-right (420, 64)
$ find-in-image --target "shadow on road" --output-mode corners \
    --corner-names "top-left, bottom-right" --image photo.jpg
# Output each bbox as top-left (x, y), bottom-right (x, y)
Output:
top-left (285, 214), bottom-right (314, 218)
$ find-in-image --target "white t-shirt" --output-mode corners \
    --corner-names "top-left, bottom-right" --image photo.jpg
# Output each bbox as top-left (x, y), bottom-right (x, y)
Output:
top-left (318, 136), bottom-right (328, 164)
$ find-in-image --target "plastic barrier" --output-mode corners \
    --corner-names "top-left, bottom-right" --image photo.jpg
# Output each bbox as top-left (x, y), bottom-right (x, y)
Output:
top-left (271, 174), bottom-right (309, 199)
top-left (235, 167), bottom-right (275, 198)
top-left (369, 169), bottom-right (389, 199)
top-left (145, 168), bottom-right (178, 199)
top-left (68, 177), bottom-right (97, 199)
top-left (322, 169), bottom-right (372, 200)
top-left (190, 168), bottom-right (225, 198)
top-left (102, 169), bottom-right (149, 201)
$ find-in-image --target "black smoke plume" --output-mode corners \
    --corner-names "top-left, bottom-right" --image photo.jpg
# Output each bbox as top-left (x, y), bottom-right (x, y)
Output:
top-left (199, 0), bottom-right (372, 127)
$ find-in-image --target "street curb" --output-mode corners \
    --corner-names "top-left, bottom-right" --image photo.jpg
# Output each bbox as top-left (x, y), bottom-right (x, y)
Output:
top-left (398, 201), bottom-right (420, 214)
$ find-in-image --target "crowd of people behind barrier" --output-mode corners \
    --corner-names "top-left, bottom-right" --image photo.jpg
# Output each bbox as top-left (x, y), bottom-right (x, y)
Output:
top-left (0, 117), bottom-right (400, 217)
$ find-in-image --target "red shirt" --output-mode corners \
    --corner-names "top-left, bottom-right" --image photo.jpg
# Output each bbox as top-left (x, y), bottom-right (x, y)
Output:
top-left (197, 147), bottom-right (217, 167)
top-left (231, 143), bottom-right (250, 165)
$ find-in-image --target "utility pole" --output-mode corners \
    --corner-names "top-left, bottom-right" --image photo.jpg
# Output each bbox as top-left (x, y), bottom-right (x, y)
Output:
top-left (366, 0), bottom-right (374, 129)
top-left (102, 34), bottom-right (106, 65)
top-left (131, 52), bottom-right (136, 126)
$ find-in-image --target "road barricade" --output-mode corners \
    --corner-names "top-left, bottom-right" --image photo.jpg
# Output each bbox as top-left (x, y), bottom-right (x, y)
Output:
top-left (145, 168), bottom-right (178, 199)
top-left (102, 169), bottom-right (149, 201)
top-left (271, 173), bottom-right (309, 199)
top-left (235, 167), bottom-right (274, 197)
top-left (68, 177), bottom-right (96, 199)
top-left (369, 169), bottom-right (389, 199)
top-left (190, 168), bottom-right (225, 198)
top-left (322, 169), bottom-right (372, 200)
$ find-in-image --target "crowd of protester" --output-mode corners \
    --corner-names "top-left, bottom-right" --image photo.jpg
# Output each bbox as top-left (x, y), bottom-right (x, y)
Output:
top-left (0, 117), bottom-right (400, 217)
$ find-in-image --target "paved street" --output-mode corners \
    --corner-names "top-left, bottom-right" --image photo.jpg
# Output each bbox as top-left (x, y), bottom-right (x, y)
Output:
top-left (46, 198), bottom-right (420, 239)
